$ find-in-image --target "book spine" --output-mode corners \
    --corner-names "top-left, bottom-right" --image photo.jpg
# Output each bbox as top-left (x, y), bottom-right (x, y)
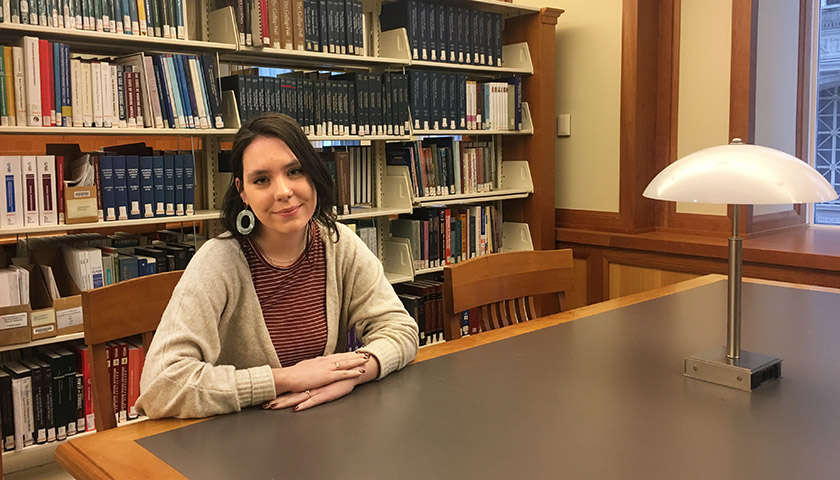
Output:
top-left (125, 155), bottom-right (141, 219)
top-left (139, 155), bottom-right (154, 217)
top-left (152, 154), bottom-right (165, 216)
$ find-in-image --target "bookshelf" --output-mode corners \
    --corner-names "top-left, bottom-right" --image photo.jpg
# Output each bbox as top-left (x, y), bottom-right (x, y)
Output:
top-left (0, 0), bottom-right (561, 474)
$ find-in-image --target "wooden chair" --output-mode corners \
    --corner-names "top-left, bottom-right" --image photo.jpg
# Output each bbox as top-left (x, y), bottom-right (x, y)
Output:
top-left (443, 249), bottom-right (574, 340)
top-left (81, 270), bottom-right (183, 431)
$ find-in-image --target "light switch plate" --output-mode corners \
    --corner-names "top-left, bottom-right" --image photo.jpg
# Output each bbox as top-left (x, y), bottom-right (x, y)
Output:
top-left (557, 114), bottom-right (571, 137)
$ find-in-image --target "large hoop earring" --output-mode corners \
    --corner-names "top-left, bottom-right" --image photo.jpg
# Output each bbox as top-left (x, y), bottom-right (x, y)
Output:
top-left (236, 206), bottom-right (256, 235)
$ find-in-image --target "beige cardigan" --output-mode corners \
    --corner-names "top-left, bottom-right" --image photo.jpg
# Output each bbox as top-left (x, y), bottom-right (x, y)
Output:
top-left (136, 222), bottom-right (419, 419)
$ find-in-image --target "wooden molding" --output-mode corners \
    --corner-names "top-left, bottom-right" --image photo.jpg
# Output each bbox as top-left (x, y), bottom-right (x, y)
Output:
top-left (729, 0), bottom-right (758, 144)
top-left (504, 10), bottom-right (560, 250)
top-left (555, 208), bottom-right (627, 232)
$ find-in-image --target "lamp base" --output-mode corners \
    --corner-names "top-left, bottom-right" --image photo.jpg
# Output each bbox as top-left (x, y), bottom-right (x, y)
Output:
top-left (684, 346), bottom-right (782, 392)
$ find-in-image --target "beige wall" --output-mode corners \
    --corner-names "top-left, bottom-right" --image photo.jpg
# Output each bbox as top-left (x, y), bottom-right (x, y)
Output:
top-left (753, 0), bottom-right (800, 216)
top-left (545, 0), bottom-right (622, 212)
top-left (675, 0), bottom-right (732, 216)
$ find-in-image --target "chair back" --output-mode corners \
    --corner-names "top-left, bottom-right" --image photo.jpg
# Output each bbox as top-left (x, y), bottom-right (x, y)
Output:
top-left (82, 270), bottom-right (182, 430)
top-left (443, 249), bottom-right (574, 339)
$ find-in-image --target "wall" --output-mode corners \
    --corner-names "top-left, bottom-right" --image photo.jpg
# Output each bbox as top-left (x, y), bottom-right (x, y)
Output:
top-left (530, 0), bottom-right (622, 212)
top-left (674, 0), bottom-right (731, 216)
top-left (753, 0), bottom-right (800, 216)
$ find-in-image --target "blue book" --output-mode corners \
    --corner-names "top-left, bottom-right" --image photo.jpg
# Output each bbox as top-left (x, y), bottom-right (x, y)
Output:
top-left (61, 44), bottom-right (71, 126)
top-left (127, 0), bottom-right (139, 35)
top-left (152, 56), bottom-right (174, 128)
top-left (136, 256), bottom-right (148, 276)
top-left (113, 0), bottom-right (124, 33)
top-left (139, 156), bottom-right (155, 218)
top-left (152, 155), bottom-right (165, 216)
top-left (163, 154), bottom-right (175, 216)
top-left (125, 155), bottom-right (141, 219)
top-left (53, 43), bottom-right (62, 127)
top-left (164, 55), bottom-right (186, 128)
top-left (173, 55), bottom-right (195, 128)
top-left (120, 0), bottom-right (132, 33)
top-left (177, 55), bottom-right (199, 129)
top-left (173, 0), bottom-right (184, 38)
top-left (98, 156), bottom-right (117, 221)
top-left (112, 156), bottom-right (129, 221)
top-left (174, 154), bottom-right (184, 216)
top-left (182, 154), bottom-right (194, 215)
top-left (118, 255), bottom-right (139, 281)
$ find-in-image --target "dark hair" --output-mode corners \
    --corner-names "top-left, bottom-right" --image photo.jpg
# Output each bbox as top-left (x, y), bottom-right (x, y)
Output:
top-left (220, 113), bottom-right (339, 240)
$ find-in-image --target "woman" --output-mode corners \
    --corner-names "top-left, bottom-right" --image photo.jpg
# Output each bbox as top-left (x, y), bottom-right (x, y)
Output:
top-left (136, 113), bottom-right (419, 419)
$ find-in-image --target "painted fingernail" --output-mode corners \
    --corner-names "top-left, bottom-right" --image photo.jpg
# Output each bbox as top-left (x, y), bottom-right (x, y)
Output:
top-left (293, 405), bottom-right (300, 411)
top-left (363, 353), bottom-right (371, 359)
top-left (359, 369), bottom-right (366, 374)
top-left (355, 350), bottom-right (365, 354)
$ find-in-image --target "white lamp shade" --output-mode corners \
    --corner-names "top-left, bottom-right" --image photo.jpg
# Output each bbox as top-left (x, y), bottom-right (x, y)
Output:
top-left (643, 143), bottom-right (839, 204)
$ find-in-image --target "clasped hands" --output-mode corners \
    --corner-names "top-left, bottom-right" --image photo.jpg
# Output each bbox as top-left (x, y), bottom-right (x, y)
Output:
top-left (265, 350), bottom-right (378, 412)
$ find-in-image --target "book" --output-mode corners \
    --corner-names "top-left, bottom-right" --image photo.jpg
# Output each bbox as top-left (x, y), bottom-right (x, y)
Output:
top-left (19, 36), bottom-right (41, 126)
top-left (0, 155), bottom-right (24, 228)
top-left (126, 155), bottom-right (141, 219)
top-left (22, 155), bottom-right (40, 226)
top-left (36, 155), bottom-right (57, 225)
top-left (112, 155), bottom-right (129, 220)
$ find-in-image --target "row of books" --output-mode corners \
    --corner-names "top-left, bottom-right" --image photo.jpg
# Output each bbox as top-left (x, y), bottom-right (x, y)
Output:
top-left (99, 153), bottom-right (196, 222)
top-left (0, 337), bottom-right (145, 452)
top-left (381, 0), bottom-right (506, 67)
top-left (0, 152), bottom-right (195, 229)
top-left (222, 71), bottom-right (410, 137)
top-left (215, 0), bottom-right (366, 55)
top-left (32, 233), bottom-right (195, 294)
top-left (1, 37), bottom-right (224, 129)
top-left (386, 137), bottom-right (498, 199)
top-left (344, 219), bottom-right (377, 256)
top-left (394, 279), bottom-right (445, 346)
top-left (0, 0), bottom-right (190, 40)
top-left (408, 71), bottom-right (523, 131)
top-left (318, 146), bottom-right (372, 216)
top-left (389, 204), bottom-right (503, 271)
top-left (0, 265), bottom-right (29, 308)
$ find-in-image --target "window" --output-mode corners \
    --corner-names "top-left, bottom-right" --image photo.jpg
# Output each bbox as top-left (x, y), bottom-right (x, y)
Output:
top-left (813, 1), bottom-right (840, 224)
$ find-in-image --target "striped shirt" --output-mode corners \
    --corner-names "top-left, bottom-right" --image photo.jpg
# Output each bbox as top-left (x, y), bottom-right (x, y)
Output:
top-left (240, 223), bottom-right (327, 367)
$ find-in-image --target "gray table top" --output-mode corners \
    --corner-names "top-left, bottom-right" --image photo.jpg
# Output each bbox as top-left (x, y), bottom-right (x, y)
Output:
top-left (137, 280), bottom-right (840, 479)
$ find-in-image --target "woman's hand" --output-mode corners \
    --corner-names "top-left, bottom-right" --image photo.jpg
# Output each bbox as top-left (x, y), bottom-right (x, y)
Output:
top-left (271, 351), bottom-right (370, 395)
top-left (264, 353), bottom-right (381, 411)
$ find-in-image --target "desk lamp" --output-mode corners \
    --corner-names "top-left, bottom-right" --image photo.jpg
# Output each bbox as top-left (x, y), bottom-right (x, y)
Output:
top-left (643, 139), bottom-right (838, 391)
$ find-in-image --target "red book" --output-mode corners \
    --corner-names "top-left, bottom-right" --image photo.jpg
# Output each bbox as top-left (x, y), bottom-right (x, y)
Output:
top-left (38, 39), bottom-right (51, 126)
top-left (126, 341), bottom-right (141, 419)
top-left (260, 0), bottom-right (270, 46)
top-left (119, 342), bottom-right (128, 423)
top-left (70, 342), bottom-right (95, 432)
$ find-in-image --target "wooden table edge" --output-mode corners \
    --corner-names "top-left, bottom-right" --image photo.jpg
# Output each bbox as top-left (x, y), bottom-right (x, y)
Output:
top-left (55, 418), bottom-right (206, 479)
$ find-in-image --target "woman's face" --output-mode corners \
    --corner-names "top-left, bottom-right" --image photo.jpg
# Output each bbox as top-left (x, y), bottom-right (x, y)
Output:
top-left (236, 136), bottom-right (317, 240)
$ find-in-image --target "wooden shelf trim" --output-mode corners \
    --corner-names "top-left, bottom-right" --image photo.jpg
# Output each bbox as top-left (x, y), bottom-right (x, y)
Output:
top-left (0, 210), bottom-right (219, 235)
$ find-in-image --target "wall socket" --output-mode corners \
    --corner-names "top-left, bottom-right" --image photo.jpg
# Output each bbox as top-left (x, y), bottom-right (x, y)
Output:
top-left (557, 114), bottom-right (571, 137)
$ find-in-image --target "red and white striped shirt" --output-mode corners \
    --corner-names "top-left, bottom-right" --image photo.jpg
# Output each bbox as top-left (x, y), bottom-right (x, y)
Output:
top-left (240, 223), bottom-right (327, 366)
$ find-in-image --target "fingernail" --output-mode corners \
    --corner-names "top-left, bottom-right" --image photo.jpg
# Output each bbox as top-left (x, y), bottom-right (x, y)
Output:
top-left (364, 353), bottom-right (371, 359)
top-left (262, 403), bottom-right (269, 409)
top-left (355, 350), bottom-right (365, 354)
top-left (359, 369), bottom-right (366, 374)
top-left (293, 405), bottom-right (299, 411)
